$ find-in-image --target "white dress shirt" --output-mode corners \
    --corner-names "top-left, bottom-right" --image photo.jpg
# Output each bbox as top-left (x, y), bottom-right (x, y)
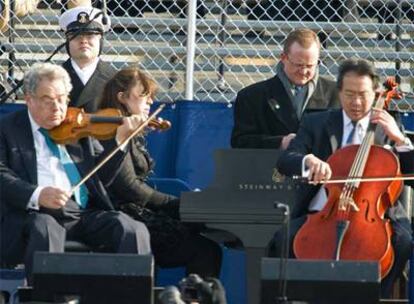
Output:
top-left (70, 58), bottom-right (99, 85)
top-left (341, 112), bottom-right (369, 147)
top-left (28, 113), bottom-right (72, 210)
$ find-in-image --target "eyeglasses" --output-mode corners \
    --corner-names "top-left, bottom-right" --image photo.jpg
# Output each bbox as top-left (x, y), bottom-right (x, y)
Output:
top-left (34, 95), bottom-right (69, 108)
top-left (286, 57), bottom-right (320, 70)
top-left (343, 91), bottom-right (373, 102)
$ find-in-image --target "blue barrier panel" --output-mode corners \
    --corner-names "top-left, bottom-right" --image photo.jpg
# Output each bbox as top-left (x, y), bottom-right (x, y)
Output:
top-left (148, 101), bottom-right (234, 189)
top-left (401, 112), bottom-right (414, 132)
top-left (147, 102), bottom-right (180, 178)
top-left (156, 267), bottom-right (186, 287)
top-left (0, 103), bottom-right (26, 116)
top-left (220, 248), bottom-right (247, 304)
top-left (0, 269), bottom-right (26, 304)
top-left (147, 177), bottom-right (192, 196)
top-left (173, 101), bottom-right (233, 189)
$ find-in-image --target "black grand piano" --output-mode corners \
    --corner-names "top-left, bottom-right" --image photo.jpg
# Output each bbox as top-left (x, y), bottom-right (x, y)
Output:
top-left (180, 149), bottom-right (299, 304)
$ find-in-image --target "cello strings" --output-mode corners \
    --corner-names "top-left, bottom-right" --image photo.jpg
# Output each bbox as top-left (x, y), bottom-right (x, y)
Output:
top-left (340, 131), bottom-right (373, 220)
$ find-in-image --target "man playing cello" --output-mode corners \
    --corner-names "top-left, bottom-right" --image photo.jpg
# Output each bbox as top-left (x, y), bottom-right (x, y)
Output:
top-left (269, 59), bottom-right (414, 298)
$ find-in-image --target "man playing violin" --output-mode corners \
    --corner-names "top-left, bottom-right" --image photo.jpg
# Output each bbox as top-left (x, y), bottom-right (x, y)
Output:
top-left (269, 59), bottom-right (414, 298)
top-left (0, 62), bottom-right (151, 283)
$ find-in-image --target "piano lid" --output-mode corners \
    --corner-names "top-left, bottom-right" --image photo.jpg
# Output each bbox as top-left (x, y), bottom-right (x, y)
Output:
top-left (210, 148), bottom-right (285, 189)
top-left (180, 148), bottom-right (299, 248)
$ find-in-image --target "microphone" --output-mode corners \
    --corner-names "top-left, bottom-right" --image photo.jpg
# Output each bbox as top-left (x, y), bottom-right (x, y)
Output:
top-left (275, 202), bottom-right (290, 217)
top-left (101, 0), bottom-right (109, 26)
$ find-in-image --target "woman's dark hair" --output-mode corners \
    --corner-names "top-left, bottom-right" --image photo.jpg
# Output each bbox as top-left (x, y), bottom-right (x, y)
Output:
top-left (98, 67), bottom-right (157, 115)
top-left (337, 59), bottom-right (380, 90)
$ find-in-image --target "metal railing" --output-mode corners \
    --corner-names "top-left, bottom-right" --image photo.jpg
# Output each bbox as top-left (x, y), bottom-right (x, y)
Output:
top-left (0, 0), bottom-right (413, 112)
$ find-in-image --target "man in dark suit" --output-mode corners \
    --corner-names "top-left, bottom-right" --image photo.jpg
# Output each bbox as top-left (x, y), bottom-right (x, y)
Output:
top-left (270, 59), bottom-right (414, 297)
top-left (231, 28), bottom-right (340, 149)
top-left (59, 6), bottom-right (116, 112)
top-left (0, 62), bottom-right (151, 283)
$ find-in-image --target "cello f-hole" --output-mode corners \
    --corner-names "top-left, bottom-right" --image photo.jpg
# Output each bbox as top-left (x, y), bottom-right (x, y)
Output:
top-left (362, 199), bottom-right (376, 223)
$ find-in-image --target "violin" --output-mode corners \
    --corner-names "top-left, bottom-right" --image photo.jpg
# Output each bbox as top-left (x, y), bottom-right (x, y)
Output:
top-left (293, 79), bottom-right (402, 278)
top-left (66, 104), bottom-right (167, 195)
top-left (48, 107), bottom-right (171, 144)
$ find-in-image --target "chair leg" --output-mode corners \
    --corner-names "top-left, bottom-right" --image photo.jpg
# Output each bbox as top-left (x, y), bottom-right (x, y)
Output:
top-left (391, 272), bottom-right (408, 299)
top-left (0, 292), bottom-right (6, 304)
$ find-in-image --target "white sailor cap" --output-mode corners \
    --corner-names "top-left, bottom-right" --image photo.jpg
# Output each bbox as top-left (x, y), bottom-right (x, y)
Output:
top-left (59, 6), bottom-right (110, 35)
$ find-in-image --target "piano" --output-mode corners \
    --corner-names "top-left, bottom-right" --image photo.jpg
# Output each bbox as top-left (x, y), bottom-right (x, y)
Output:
top-left (180, 148), bottom-right (299, 304)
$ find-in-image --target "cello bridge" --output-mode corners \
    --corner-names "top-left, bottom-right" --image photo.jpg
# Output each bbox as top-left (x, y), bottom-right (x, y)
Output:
top-left (338, 197), bottom-right (360, 212)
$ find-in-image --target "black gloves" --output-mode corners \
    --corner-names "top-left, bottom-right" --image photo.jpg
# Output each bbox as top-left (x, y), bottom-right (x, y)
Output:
top-left (147, 193), bottom-right (180, 220)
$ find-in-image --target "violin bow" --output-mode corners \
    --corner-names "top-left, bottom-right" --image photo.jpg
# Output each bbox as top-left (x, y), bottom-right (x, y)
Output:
top-left (70, 104), bottom-right (166, 194)
top-left (291, 173), bottom-right (414, 184)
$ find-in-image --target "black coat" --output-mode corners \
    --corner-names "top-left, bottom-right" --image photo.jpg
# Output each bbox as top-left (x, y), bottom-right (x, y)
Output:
top-left (102, 137), bottom-right (174, 208)
top-left (277, 109), bottom-right (414, 218)
top-left (231, 75), bottom-right (340, 148)
top-left (0, 109), bottom-right (126, 265)
top-left (62, 59), bottom-right (116, 113)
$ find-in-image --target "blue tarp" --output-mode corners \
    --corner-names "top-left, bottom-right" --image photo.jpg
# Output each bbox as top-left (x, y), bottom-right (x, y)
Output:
top-left (147, 100), bottom-right (233, 189)
top-left (402, 112), bottom-right (414, 132)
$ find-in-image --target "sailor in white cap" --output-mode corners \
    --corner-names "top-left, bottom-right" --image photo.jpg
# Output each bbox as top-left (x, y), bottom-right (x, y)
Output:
top-left (59, 6), bottom-right (116, 112)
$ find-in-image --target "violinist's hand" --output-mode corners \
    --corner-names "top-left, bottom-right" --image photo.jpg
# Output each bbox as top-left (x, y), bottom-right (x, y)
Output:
top-left (370, 108), bottom-right (405, 144)
top-left (148, 117), bottom-right (163, 130)
top-left (280, 133), bottom-right (296, 150)
top-left (304, 154), bottom-right (332, 185)
top-left (116, 115), bottom-right (146, 144)
top-left (38, 186), bottom-right (70, 209)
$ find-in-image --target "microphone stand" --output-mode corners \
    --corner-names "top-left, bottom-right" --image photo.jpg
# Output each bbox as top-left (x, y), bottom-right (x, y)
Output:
top-left (0, 9), bottom-right (104, 105)
top-left (0, 41), bottom-right (67, 104)
top-left (274, 202), bottom-right (290, 304)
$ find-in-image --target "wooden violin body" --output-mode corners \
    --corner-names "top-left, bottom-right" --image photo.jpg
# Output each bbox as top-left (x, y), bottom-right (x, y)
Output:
top-left (293, 144), bottom-right (402, 278)
top-left (48, 107), bottom-right (171, 144)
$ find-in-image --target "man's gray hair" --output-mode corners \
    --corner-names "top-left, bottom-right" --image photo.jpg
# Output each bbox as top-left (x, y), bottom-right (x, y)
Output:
top-left (23, 62), bottom-right (72, 96)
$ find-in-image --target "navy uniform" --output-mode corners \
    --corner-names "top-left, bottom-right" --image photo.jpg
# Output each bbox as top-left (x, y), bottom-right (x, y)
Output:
top-left (59, 6), bottom-right (116, 112)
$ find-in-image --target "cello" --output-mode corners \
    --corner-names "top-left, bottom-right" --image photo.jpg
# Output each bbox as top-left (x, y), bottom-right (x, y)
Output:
top-left (293, 80), bottom-right (402, 278)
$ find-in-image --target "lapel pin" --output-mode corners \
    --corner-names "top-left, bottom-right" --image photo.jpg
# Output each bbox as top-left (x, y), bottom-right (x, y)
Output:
top-left (268, 98), bottom-right (280, 110)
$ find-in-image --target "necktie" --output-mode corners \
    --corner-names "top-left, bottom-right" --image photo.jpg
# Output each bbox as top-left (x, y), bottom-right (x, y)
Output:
top-left (293, 85), bottom-right (302, 96)
top-left (346, 121), bottom-right (360, 145)
top-left (39, 128), bottom-right (88, 208)
top-left (292, 85), bottom-right (305, 118)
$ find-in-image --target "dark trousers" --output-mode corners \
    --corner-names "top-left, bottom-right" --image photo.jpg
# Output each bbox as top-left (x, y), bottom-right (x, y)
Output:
top-left (23, 207), bottom-right (151, 283)
top-left (119, 201), bottom-right (223, 278)
top-left (268, 214), bottom-right (412, 299)
top-left (154, 231), bottom-right (222, 278)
